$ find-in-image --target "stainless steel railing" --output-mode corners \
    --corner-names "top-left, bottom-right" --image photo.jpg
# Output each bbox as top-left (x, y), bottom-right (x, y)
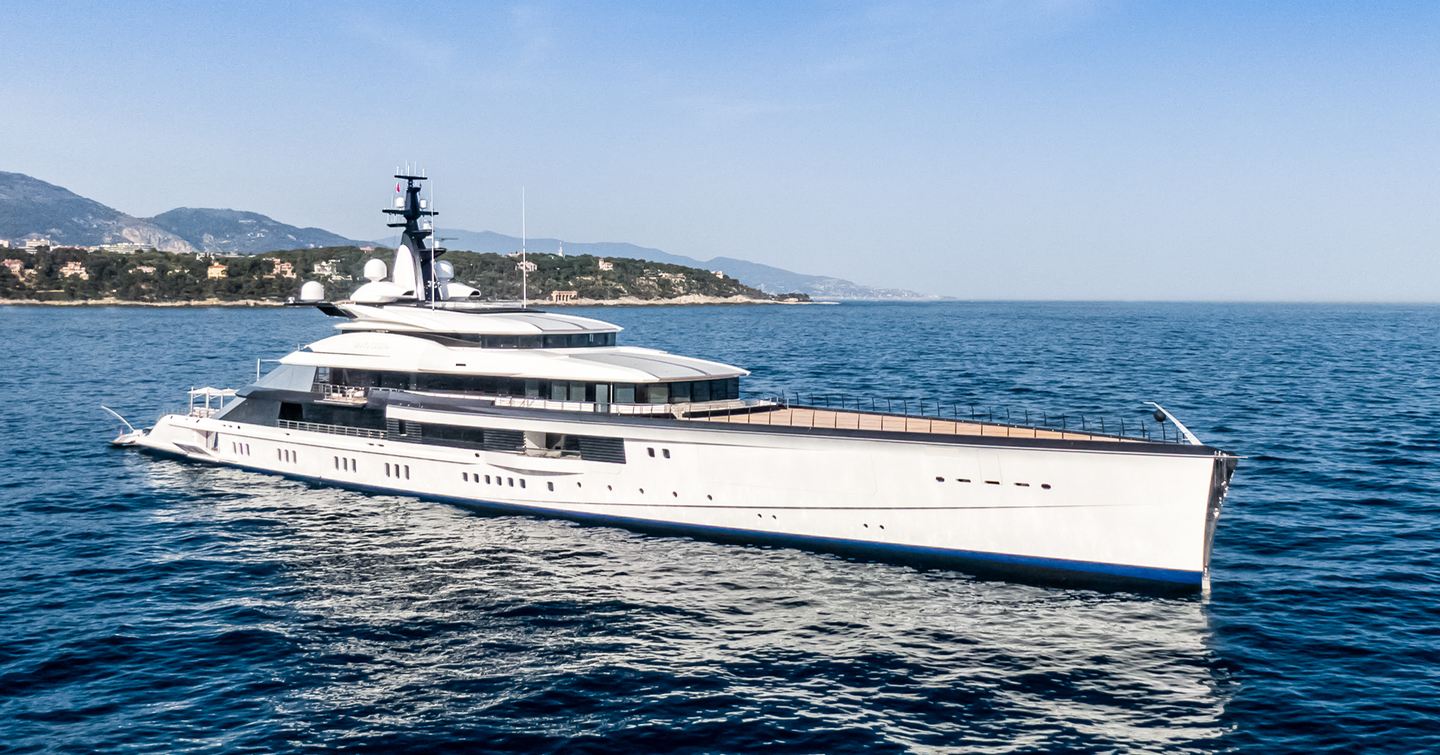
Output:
top-left (277, 419), bottom-right (386, 439)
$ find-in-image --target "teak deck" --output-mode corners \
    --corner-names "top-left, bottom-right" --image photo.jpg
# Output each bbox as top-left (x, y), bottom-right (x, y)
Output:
top-left (687, 406), bottom-right (1140, 443)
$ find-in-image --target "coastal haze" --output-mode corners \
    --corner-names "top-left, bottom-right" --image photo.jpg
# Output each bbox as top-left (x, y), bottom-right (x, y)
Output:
top-left (3, 3), bottom-right (1438, 301)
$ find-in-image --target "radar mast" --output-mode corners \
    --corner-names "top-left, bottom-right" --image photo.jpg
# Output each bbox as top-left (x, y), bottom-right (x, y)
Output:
top-left (383, 171), bottom-right (445, 303)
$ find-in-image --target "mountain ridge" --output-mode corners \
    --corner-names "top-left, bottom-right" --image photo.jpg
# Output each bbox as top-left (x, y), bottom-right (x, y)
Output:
top-left (1, 170), bottom-right (929, 299)
top-left (149, 207), bottom-right (360, 253)
top-left (0, 171), bottom-right (194, 252)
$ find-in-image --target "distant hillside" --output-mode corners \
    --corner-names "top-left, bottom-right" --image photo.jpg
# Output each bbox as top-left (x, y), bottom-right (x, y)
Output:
top-left (388, 228), bottom-right (931, 300)
top-left (0, 245), bottom-right (797, 304)
top-left (149, 207), bottom-right (361, 254)
top-left (0, 171), bottom-right (193, 252)
top-left (0, 169), bottom-right (928, 299)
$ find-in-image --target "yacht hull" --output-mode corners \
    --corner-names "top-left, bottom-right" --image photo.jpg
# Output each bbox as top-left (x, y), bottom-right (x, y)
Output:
top-left (135, 411), bottom-right (1233, 591)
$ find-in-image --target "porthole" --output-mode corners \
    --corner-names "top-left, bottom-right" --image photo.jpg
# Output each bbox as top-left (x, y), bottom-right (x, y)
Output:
top-left (463, 471), bottom-right (469, 482)
top-left (662, 449), bottom-right (671, 459)
top-left (985, 480), bottom-right (1000, 485)
top-left (863, 523), bottom-right (869, 528)
top-left (520, 479), bottom-right (527, 489)
top-left (956, 478), bottom-right (971, 483)
top-left (672, 491), bottom-right (678, 497)
top-left (935, 476), bottom-right (944, 482)
top-left (647, 448), bottom-right (655, 457)
top-left (485, 475), bottom-right (491, 484)
top-left (706, 494), bottom-right (713, 501)
top-left (1041, 483), bottom-right (1052, 490)
top-left (508, 478), bottom-right (514, 487)
top-left (547, 481), bottom-right (555, 492)
top-left (607, 484), bottom-right (613, 491)
top-left (639, 488), bottom-right (645, 494)
top-left (1015, 482), bottom-right (1030, 487)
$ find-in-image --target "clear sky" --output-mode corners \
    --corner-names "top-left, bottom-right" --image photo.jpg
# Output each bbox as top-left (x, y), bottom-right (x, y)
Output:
top-left (2, 1), bottom-right (1437, 300)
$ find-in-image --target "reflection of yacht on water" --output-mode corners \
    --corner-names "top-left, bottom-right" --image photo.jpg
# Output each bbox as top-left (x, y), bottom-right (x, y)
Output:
top-left (114, 172), bottom-right (1237, 591)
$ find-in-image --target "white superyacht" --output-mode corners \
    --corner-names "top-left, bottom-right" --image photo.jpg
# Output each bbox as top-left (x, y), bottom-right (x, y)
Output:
top-left (117, 173), bottom-right (1237, 591)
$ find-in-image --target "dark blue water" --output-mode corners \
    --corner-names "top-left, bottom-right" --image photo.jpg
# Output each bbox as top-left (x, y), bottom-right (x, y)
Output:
top-left (2, 302), bottom-right (1437, 752)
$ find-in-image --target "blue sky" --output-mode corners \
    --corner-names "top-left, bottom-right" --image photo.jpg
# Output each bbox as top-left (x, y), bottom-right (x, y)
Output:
top-left (2, 1), bottom-right (1437, 300)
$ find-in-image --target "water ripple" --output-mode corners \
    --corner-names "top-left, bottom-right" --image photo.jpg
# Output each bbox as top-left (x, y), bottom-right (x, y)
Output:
top-left (1, 302), bottom-right (1437, 752)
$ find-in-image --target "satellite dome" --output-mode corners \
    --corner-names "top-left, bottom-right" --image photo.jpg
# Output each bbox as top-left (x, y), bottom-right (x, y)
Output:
top-left (298, 280), bottom-right (325, 302)
top-left (363, 258), bottom-right (388, 282)
top-left (436, 260), bottom-right (455, 281)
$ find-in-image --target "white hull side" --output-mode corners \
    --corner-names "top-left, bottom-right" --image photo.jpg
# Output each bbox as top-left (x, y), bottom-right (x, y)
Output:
top-left (136, 412), bottom-right (1226, 588)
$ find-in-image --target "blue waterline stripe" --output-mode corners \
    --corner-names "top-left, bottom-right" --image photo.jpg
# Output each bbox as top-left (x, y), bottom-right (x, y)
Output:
top-left (138, 449), bottom-right (1203, 588)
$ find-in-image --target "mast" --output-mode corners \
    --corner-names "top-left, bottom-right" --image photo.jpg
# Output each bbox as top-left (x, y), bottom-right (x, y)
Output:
top-left (527, 187), bottom-right (532, 309)
top-left (382, 171), bottom-right (443, 303)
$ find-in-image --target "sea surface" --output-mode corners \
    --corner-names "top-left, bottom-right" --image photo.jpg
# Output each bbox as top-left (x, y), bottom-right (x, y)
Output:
top-left (1, 301), bottom-right (1437, 753)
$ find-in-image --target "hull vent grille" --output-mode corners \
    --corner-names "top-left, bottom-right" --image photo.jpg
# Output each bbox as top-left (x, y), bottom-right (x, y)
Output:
top-left (482, 429), bottom-right (524, 452)
top-left (578, 436), bottom-right (627, 464)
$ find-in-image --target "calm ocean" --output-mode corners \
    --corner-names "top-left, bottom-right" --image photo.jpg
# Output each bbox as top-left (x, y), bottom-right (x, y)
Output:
top-left (1, 302), bottom-right (1436, 752)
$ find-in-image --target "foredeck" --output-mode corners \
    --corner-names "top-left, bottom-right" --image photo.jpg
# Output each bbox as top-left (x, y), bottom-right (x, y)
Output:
top-left (687, 405), bottom-right (1148, 443)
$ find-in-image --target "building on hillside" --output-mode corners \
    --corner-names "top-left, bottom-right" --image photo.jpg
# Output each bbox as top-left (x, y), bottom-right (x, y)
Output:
top-left (99, 242), bottom-right (147, 254)
top-left (597, 258), bottom-right (614, 271)
top-left (266, 259), bottom-right (297, 279)
top-left (711, 270), bottom-right (726, 279)
top-left (516, 259), bottom-right (537, 273)
top-left (3, 259), bottom-right (26, 279)
top-left (59, 261), bottom-right (90, 280)
top-left (312, 260), bottom-right (341, 278)
top-left (134, 265), bottom-right (156, 274)
top-left (0, 239), bottom-right (11, 249)
top-left (207, 262), bottom-right (228, 279)
top-left (23, 238), bottom-right (52, 251)
top-left (549, 290), bottom-right (578, 303)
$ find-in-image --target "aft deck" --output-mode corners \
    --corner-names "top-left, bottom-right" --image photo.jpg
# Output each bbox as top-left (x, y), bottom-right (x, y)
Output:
top-left (687, 405), bottom-right (1153, 443)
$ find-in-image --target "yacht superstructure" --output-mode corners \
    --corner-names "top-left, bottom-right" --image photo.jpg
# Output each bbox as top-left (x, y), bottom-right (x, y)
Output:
top-left (119, 173), bottom-right (1237, 591)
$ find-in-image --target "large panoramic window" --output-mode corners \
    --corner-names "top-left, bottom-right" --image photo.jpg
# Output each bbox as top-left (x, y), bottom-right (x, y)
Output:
top-left (316, 370), bottom-right (739, 405)
top-left (417, 332), bottom-right (617, 349)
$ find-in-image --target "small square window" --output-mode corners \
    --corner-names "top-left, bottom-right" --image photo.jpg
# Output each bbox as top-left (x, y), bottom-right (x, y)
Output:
top-left (647, 448), bottom-right (655, 457)
top-left (662, 449), bottom-right (671, 459)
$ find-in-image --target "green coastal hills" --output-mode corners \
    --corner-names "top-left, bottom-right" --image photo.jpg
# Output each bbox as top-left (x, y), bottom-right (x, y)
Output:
top-left (0, 244), bottom-right (809, 304)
